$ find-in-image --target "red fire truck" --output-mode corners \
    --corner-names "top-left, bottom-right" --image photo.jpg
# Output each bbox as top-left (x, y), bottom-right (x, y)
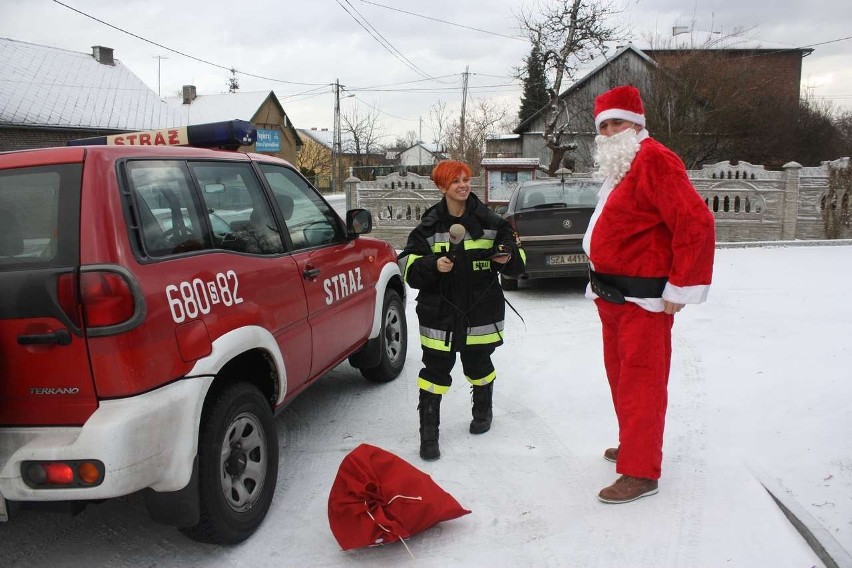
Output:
top-left (0, 120), bottom-right (407, 543)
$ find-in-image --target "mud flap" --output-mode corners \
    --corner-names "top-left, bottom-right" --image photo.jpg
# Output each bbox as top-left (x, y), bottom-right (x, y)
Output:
top-left (142, 456), bottom-right (200, 528)
top-left (347, 335), bottom-right (381, 369)
top-left (0, 495), bottom-right (7, 522)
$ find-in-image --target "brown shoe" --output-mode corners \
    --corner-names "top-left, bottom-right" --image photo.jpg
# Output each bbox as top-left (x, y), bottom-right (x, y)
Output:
top-left (603, 446), bottom-right (619, 463)
top-left (598, 475), bottom-right (659, 504)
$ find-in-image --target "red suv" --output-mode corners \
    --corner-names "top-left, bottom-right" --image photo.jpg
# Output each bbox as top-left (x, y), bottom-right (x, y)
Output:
top-left (0, 122), bottom-right (407, 543)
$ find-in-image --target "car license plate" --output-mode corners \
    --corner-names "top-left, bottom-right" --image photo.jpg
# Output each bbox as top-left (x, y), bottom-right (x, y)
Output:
top-left (546, 253), bottom-right (588, 266)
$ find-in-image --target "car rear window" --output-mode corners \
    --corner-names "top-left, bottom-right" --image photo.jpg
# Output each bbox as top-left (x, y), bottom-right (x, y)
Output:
top-left (0, 164), bottom-right (82, 269)
top-left (520, 182), bottom-right (600, 209)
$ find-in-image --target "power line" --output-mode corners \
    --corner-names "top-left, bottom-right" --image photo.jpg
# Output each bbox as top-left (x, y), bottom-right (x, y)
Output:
top-left (335, 0), bottom-right (437, 81)
top-left (347, 74), bottom-right (460, 90)
top-left (353, 0), bottom-right (527, 42)
top-left (50, 0), bottom-right (329, 86)
top-left (349, 95), bottom-right (419, 121)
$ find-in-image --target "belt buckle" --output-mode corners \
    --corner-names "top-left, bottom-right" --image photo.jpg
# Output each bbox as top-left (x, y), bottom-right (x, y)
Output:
top-left (592, 277), bottom-right (626, 304)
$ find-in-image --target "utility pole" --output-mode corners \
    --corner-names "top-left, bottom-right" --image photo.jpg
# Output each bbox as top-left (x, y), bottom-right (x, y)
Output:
top-left (459, 65), bottom-right (469, 160)
top-left (333, 79), bottom-right (341, 195)
top-left (152, 55), bottom-right (168, 97)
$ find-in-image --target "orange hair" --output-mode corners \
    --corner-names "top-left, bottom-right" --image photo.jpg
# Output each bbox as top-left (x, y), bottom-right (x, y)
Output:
top-left (431, 160), bottom-right (471, 190)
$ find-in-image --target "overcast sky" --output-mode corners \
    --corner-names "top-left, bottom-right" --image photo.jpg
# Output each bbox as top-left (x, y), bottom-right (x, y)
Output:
top-left (2, 0), bottom-right (850, 144)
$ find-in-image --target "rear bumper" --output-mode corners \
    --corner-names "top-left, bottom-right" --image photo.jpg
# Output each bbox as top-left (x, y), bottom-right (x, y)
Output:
top-left (519, 264), bottom-right (590, 279)
top-left (518, 240), bottom-right (588, 279)
top-left (0, 376), bottom-right (212, 505)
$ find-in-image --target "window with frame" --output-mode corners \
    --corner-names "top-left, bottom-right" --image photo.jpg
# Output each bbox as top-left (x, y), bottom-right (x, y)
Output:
top-left (0, 164), bottom-right (80, 267)
top-left (126, 160), bottom-right (210, 257)
top-left (188, 162), bottom-right (284, 255)
top-left (258, 164), bottom-right (343, 250)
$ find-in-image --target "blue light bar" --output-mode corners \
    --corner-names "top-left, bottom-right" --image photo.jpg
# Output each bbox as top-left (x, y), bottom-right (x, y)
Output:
top-left (67, 120), bottom-right (257, 149)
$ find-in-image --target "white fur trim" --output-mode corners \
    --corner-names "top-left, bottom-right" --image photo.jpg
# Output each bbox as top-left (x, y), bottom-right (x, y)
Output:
top-left (663, 282), bottom-right (710, 304)
top-left (595, 109), bottom-right (646, 130)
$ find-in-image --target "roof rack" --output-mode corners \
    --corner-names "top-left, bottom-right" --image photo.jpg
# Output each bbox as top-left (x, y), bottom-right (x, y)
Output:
top-left (67, 119), bottom-right (257, 150)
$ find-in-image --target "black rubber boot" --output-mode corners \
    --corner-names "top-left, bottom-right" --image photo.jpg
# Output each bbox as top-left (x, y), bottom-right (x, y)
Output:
top-left (418, 390), bottom-right (441, 460)
top-left (469, 381), bottom-right (494, 434)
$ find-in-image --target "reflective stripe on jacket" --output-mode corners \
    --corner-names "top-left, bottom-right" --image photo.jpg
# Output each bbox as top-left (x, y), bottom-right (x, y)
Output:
top-left (398, 193), bottom-right (525, 352)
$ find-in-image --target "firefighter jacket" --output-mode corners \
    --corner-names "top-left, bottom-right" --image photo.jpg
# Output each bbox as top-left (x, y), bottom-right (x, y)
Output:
top-left (398, 193), bottom-right (526, 353)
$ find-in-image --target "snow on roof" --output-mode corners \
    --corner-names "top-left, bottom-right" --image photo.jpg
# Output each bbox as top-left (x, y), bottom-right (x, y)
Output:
top-left (0, 37), bottom-right (182, 130)
top-left (162, 90), bottom-right (272, 125)
top-left (298, 127), bottom-right (335, 147)
top-left (641, 31), bottom-right (812, 53)
top-left (297, 127), bottom-right (357, 149)
top-left (399, 141), bottom-right (445, 156)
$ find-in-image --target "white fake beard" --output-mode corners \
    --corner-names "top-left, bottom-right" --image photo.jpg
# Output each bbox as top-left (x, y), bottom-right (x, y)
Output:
top-left (594, 128), bottom-right (641, 184)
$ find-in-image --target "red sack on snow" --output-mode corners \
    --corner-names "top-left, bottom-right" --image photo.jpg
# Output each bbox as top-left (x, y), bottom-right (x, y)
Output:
top-left (327, 443), bottom-right (471, 550)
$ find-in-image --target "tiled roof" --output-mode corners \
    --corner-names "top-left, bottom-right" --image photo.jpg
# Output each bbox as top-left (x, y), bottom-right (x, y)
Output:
top-left (0, 37), bottom-right (182, 130)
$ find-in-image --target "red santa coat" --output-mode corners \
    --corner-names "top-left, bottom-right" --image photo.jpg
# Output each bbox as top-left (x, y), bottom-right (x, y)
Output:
top-left (583, 133), bottom-right (716, 310)
top-left (583, 132), bottom-right (715, 480)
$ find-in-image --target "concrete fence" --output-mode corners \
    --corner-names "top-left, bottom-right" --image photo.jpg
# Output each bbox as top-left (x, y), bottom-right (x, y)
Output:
top-left (346, 158), bottom-right (851, 249)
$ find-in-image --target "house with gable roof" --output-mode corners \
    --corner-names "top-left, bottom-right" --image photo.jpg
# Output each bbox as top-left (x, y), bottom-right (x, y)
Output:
top-left (296, 127), bottom-right (387, 191)
top-left (163, 87), bottom-right (302, 164)
top-left (0, 37), bottom-right (303, 162)
top-left (490, 38), bottom-right (814, 172)
top-left (0, 37), bottom-right (183, 151)
top-left (488, 44), bottom-right (656, 174)
top-left (397, 142), bottom-right (446, 168)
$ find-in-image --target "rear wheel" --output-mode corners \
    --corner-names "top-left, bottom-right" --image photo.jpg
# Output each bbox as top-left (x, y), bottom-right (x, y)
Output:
top-left (181, 382), bottom-right (278, 544)
top-left (500, 274), bottom-right (518, 291)
top-left (360, 289), bottom-right (407, 383)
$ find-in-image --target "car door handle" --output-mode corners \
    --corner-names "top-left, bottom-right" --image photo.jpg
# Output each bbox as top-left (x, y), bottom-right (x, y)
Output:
top-left (18, 329), bottom-right (73, 346)
top-left (303, 267), bottom-right (321, 279)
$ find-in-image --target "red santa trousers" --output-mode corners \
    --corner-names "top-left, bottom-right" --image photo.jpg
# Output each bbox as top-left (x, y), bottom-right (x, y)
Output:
top-left (595, 299), bottom-right (674, 480)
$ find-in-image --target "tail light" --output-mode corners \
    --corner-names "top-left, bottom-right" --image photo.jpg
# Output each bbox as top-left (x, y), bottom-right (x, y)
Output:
top-left (57, 269), bottom-right (140, 331)
top-left (80, 272), bottom-right (135, 327)
top-left (23, 460), bottom-right (105, 488)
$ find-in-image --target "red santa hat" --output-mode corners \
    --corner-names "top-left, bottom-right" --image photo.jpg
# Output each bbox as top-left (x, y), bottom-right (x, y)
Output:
top-left (594, 85), bottom-right (646, 131)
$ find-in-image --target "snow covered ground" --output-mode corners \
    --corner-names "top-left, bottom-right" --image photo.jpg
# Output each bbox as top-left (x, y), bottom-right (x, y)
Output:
top-left (1, 242), bottom-right (850, 568)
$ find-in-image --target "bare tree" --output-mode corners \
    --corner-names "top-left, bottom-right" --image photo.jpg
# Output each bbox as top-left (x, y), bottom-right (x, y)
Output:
top-left (392, 130), bottom-right (419, 150)
top-left (296, 135), bottom-right (332, 184)
top-left (640, 31), bottom-right (838, 168)
top-left (517, 0), bottom-right (627, 174)
top-left (341, 102), bottom-right (385, 166)
top-left (444, 98), bottom-right (513, 174)
top-left (429, 100), bottom-right (452, 147)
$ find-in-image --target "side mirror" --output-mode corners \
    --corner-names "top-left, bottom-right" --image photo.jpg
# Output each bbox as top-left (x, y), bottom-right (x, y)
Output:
top-left (346, 208), bottom-right (372, 236)
top-left (494, 205), bottom-right (508, 216)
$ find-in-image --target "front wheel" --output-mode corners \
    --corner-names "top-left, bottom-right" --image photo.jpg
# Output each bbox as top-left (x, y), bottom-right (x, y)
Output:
top-left (360, 289), bottom-right (407, 383)
top-left (181, 382), bottom-right (278, 544)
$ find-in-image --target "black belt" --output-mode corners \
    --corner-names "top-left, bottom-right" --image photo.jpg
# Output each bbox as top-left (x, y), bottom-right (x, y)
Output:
top-left (589, 270), bottom-right (667, 304)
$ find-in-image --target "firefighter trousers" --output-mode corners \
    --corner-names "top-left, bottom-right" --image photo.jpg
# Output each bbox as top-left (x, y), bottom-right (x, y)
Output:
top-left (417, 347), bottom-right (496, 395)
top-left (595, 299), bottom-right (674, 480)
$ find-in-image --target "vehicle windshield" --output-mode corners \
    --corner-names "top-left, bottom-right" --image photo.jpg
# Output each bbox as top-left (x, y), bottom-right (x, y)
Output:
top-left (519, 181), bottom-right (599, 210)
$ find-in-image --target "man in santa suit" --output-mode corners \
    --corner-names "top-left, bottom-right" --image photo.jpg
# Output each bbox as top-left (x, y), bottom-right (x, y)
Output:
top-left (582, 85), bottom-right (716, 503)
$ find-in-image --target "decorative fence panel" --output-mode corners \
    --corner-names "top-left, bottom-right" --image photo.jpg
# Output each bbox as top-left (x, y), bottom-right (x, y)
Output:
top-left (348, 158), bottom-right (851, 249)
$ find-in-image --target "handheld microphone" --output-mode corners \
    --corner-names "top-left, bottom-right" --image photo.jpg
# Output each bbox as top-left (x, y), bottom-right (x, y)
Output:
top-left (448, 224), bottom-right (465, 260)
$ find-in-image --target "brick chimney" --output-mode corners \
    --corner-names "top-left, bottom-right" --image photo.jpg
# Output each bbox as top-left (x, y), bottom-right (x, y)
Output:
top-left (91, 46), bottom-right (114, 65)
top-left (182, 85), bottom-right (197, 105)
